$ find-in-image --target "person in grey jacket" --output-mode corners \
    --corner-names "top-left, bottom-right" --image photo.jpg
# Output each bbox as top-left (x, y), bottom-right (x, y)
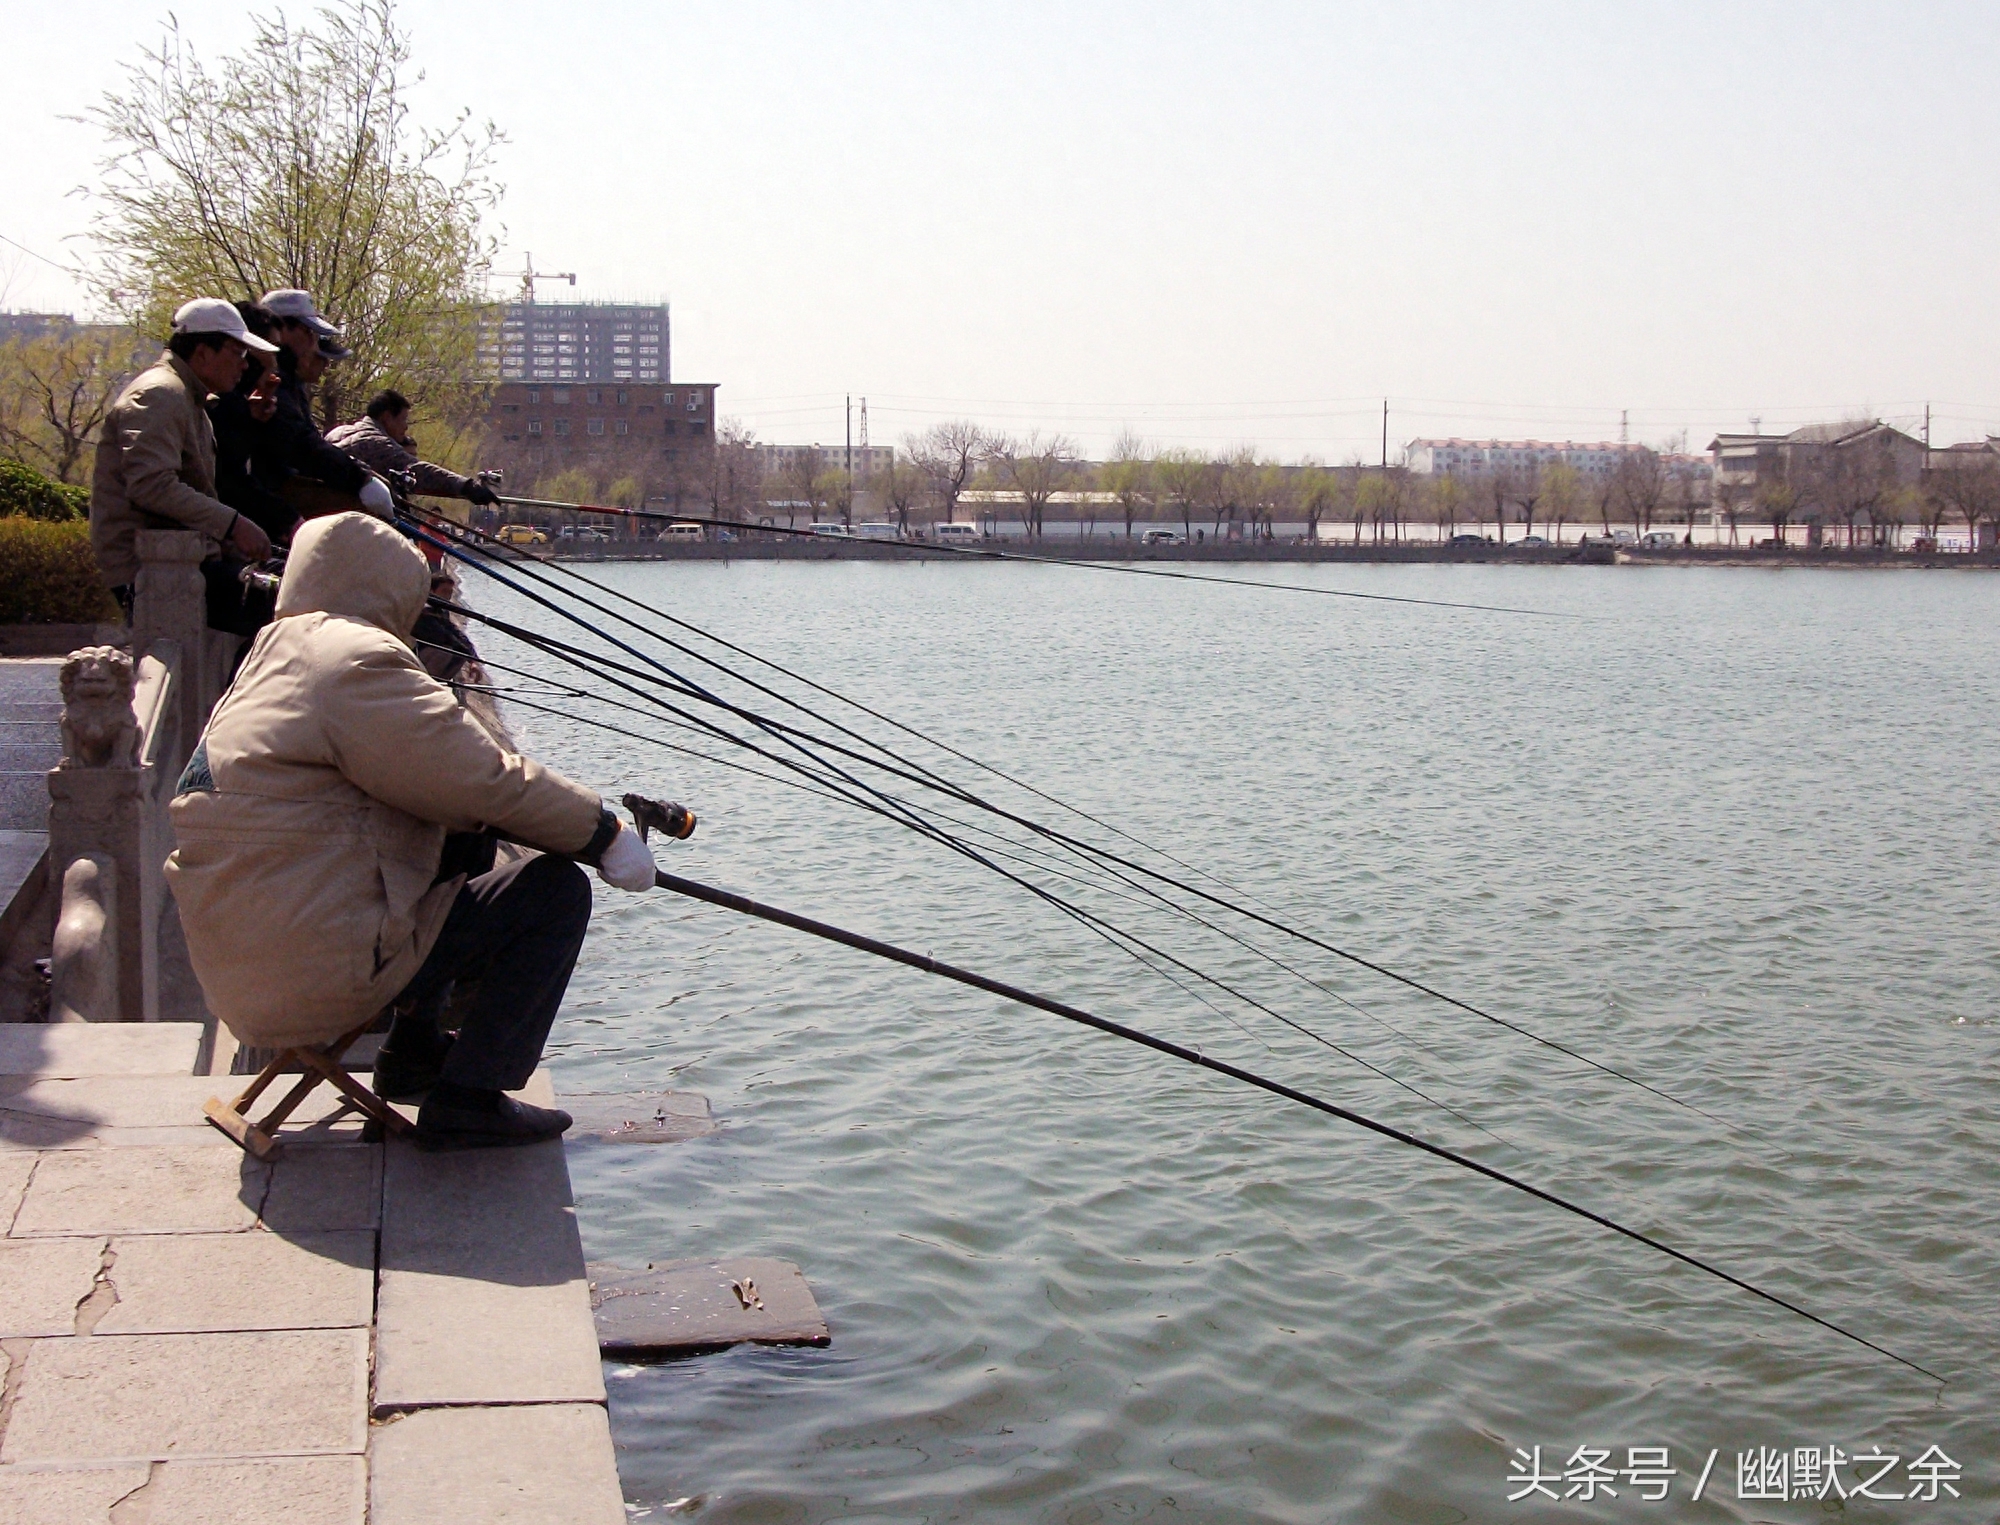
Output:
top-left (90, 299), bottom-right (277, 606)
top-left (327, 390), bottom-right (501, 511)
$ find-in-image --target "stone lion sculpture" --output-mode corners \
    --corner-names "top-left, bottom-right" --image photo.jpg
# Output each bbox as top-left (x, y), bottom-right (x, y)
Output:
top-left (59, 646), bottom-right (140, 768)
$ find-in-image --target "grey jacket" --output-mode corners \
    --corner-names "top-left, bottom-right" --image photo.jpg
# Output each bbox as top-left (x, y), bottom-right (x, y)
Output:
top-left (326, 416), bottom-right (471, 500)
top-left (89, 352), bottom-right (239, 586)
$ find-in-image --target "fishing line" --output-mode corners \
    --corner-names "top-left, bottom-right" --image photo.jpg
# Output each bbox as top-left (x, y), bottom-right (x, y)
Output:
top-left (412, 511), bottom-right (1726, 1131)
top-left (497, 495), bottom-right (1577, 619)
top-left (642, 863), bottom-right (1943, 1385)
top-left (420, 575), bottom-right (1504, 1137)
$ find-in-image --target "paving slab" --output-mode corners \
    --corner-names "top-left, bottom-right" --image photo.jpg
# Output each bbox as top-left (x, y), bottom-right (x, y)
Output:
top-left (367, 1404), bottom-right (625, 1525)
top-left (374, 1134), bottom-right (604, 1410)
top-left (0, 1074), bottom-right (356, 1134)
top-left (112, 1455), bottom-right (366, 1525)
top-left (261, 1144), bottom-right (380, 1232)
top-left (589, 1256), bottom-right (830, 1356)
top-left (0, 1462), bottom-right (151, 1524)
top-left (94, 1229), bottom-right (374, 1335)
top-left (0, 1235), bottom-right (106, 1335)
top-left (10, 1144), bottom-right (266, 1236)
top-left (0, 1328), bottom-right (368, 1463)
top-left (0, 1149), bottom-right (34, 1223)
top-left (0, 1024), bottom-right (203, 1079)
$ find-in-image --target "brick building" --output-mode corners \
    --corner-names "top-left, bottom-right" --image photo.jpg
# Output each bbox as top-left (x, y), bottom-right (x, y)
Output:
top-left (487, 380), bottom-right (720, 466)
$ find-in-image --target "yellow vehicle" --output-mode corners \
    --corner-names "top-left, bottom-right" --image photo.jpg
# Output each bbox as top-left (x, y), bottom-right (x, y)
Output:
top-left (494, 523), bottom-right (549, 546)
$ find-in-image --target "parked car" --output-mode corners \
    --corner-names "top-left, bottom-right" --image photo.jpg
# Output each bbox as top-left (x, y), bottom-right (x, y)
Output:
top-left (494, 523), bottom-right (547, 546)
top-left (657, 522), bottom-right (703, 542)
top-left (851, 522), bottom-right (902, 541)
top-left (1140, 528), bottom-right (1185, 546)
top-left (558, 525), bottom-right (612, 542)
top-left (1638, 530), bottom-right (1682, 550)
top-left (1514, 534), bottom-right (1549, 548)
top-left (809, 523), bottom-right (851, 537)
top-left (932, 521), bottom-right (982, 544)
top-left (1447, 532), bottom-right (1494, 548)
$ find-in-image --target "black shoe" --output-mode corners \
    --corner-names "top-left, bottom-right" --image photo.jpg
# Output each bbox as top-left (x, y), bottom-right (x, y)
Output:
top-left (371, 1038), bottom-right (454, 1101)
top-left (414, 1091), bottom-right (573, 1152)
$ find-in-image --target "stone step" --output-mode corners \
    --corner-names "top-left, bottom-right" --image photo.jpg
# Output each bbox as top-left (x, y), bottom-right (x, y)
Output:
top-left (590, 1256), bottom-right (829, 1357)
top-left (0, 1022), bottom-right (204, 1079)
top-left (0, 774), bottom-right (50, 834)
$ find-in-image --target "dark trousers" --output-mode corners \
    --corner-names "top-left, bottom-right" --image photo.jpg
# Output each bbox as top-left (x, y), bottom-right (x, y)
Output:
top-left (391, 852), bottom-right (592, 1091)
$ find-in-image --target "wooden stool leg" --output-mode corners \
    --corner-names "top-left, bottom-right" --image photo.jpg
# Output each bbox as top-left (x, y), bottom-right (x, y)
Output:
top-left (205, 1020), bottom-right (399, 1157)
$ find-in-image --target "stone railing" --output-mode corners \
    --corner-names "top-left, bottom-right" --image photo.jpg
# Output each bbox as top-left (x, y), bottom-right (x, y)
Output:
top-left (44, 531), bottom-right (237, 1055)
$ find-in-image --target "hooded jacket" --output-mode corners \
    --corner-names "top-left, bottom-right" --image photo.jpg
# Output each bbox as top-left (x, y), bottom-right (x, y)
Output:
top-left (89, 351), bottom-right (240, 586)
top-left (165, 512), bottom-right (605, 1047)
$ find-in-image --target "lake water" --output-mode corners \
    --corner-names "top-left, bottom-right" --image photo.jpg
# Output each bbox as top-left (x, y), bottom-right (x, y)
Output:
top-left (472, 559), bottom-right (2000, 1523)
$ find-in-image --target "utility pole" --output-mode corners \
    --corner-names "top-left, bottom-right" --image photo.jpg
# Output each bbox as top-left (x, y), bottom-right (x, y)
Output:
top-left (1924, 403), bottom-right (1931, 449)
top-left (1381, 400), bottom-right (1388, 469)
top-left (1620, 409), bottom-right (1629, 445)
top-left (845, 395), bottom-right (853, 523)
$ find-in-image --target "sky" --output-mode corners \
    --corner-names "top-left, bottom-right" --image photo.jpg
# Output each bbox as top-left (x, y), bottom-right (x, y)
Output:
top-left (5, 0), bottom-right (1998, 459)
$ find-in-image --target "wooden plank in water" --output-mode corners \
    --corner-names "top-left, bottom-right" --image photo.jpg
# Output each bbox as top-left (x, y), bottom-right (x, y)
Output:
top-left (588, 1257), bottom-right (828, 1356)
top-left (563, 1091), bottom-right (714, 1144)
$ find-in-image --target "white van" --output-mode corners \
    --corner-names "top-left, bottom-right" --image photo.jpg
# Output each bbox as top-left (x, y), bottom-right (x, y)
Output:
top-left (658, 522), bottom-right (703, 542)
top-left (931, 522), bottom-right (981, 544)
top-left (1638, 530), bottom-right (1682, 550)
top-left (852, 522), bottom-right (901, 541)
top-left (1140, 528), bottom-right (1185, 546)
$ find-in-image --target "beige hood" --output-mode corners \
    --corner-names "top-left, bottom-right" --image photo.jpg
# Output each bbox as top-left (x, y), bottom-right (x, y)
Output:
top-left (274, 511), bottom-right (429, 641)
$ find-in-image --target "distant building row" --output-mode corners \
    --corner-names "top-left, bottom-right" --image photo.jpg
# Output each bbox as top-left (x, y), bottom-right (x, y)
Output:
top-left (1406, 438), bottom-right (1712, 484)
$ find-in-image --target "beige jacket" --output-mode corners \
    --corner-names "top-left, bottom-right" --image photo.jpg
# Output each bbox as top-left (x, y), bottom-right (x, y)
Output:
top-left (166, 512), bottom-right (604, 1048)
top-left (89, 351), bottom-right (239, 586)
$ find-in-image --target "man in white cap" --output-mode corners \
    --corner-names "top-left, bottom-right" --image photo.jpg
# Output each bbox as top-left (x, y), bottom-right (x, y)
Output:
top-left (90, 299), bottom-right (279, 609)
top-left (259, 288), bottom-right (392, 519)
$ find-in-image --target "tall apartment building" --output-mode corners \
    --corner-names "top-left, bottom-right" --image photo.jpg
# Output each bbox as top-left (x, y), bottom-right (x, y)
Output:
top-left (480, 300), bottom-right (669, 384)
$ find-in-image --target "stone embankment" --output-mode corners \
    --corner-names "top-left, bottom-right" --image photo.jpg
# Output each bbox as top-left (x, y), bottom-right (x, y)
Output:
top-left (0, 1022), bottom-right (624, 1524)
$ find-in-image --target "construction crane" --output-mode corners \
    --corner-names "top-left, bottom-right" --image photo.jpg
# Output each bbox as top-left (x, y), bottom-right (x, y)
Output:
top-left (518, 253), bottom-right (576, 304)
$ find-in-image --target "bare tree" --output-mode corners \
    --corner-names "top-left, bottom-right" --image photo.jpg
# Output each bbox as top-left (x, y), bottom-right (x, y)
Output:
top-left (1540, 462), bottom-right (1580, 544)
top-left (700, 421), bottom-right (762, 525)
top-left (1613, 449), bottom-right (1666, 534)
top-left (1154, 448), bottom-right (1205, 540)
top-left (1509, 462), bottom-right (1543, 543)
top-left (1101, 429), bottom-right (1152, 540)
top-left (876, 449), bottom-right (923, 536)
top-left (990, 430), bottom-right (1077, 539)
top-left (1426, 473), bottom-right (1465, 542)
top-left (1926, 454), bottom-right (2000, 551)
top-left (906, 420), bottom-right (990, 524)
top-left (781, 445), bottom-right (825, 526)
top-left (0, 328), bottom-right (138, 483)
top-left (1297, 462), bottom-right (1337, 542)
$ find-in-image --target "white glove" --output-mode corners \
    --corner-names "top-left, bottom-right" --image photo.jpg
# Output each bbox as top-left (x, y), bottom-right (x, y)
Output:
top-left (357, 476), bottom-right (395, 519)
top-left (596, 821), bottom-right (657, 892)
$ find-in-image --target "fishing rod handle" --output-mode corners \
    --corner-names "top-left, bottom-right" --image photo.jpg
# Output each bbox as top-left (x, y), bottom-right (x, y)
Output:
top-left (623, 791), bottom-right (696, 841)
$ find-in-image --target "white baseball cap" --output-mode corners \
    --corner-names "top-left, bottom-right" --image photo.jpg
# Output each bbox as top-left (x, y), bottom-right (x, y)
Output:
top-left (171, 298), bottom-right (279, 353)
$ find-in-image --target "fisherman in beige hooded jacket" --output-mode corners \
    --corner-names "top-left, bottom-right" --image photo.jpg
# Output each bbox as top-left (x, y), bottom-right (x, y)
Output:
top-left (167, 511), bottom-right (660, 1148)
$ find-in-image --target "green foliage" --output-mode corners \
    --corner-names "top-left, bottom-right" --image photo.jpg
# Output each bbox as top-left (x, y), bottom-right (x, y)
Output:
top-left (0, 519), bottom-right (116, 624)
top-left (0, 458), bottom-right (90, 522)
top-left (89, 0), bottom-right (500, 430)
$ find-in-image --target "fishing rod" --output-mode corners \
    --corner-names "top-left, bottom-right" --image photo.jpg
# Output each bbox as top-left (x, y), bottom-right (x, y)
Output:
top-left (411, 504), bottom-right (1730, 1128)
top-left (493, 494), bottom-right (1574, 619)
top-left (419, 572), bottom-right (1506, 1139)
top-left (612, 808), bottom-right (1938, 1385)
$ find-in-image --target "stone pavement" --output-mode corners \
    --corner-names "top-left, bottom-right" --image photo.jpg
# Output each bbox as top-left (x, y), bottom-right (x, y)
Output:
top-left (0, 1023), bottom-right (625, 1524)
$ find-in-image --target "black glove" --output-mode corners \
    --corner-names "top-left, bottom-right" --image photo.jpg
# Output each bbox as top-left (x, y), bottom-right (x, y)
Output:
top-left (464, 480), bottom-right (499, 507)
